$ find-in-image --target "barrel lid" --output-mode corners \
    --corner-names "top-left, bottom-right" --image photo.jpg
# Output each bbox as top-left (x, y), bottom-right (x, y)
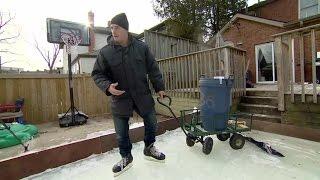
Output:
top-left (199, 77), bottom-right (233, 86)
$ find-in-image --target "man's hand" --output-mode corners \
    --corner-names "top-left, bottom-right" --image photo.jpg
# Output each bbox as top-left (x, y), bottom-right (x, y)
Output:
top-left (157, 91), bottom-right (165, 100)
top-left (108, 82), bottom-right (125, 96)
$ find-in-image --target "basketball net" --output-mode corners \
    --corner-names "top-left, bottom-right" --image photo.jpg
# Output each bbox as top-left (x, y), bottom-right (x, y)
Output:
top-left (61, 32), bottom-right (82, 54)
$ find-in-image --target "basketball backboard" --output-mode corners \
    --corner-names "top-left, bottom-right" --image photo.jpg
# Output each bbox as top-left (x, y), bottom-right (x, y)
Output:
top-left (46, 18), bottom-right (90, 46)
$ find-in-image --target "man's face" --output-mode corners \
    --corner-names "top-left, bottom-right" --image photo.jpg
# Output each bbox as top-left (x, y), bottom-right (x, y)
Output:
top-left (110, 24), bottom-right (128, 44)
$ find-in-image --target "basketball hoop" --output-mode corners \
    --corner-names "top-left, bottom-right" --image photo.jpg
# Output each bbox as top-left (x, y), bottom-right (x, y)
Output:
top-left (61, 32), bottom-right (82, 54)
top-left (46, 18), bottom-right (89, 127)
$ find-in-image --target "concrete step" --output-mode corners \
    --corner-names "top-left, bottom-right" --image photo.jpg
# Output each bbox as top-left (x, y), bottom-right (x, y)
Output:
top-left (238, 103), bottom-right (280, 116)
top-left (246, 90), bottom-right (278, 97)
top-left (241, 96), bottom-right (278, 106)
top-left (238, 113), bottom-right (281, 123)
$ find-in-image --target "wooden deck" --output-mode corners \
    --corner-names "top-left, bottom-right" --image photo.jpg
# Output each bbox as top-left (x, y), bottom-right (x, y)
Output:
top-left (248, 84), bottom-right (320, 95)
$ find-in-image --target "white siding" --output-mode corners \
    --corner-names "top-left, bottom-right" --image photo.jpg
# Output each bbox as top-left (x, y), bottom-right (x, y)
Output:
top-left (63, 46), bottom-right (89, 74)
top-left (72, 62), bottom-right (79, 74)
top-left (95, 33), bottom-right (109, 50)
top-left (79, 57), bottom-right (96, 74)
top-left (63, 31), bottom-right (109, 74)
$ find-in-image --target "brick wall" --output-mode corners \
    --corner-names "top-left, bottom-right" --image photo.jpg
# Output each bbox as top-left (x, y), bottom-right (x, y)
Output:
top-left (252, 0), bottom-right (299, 23)
top-left (88, 11), bottom-right (95, 53)
top-left (222, 18), bottom-right (284, 83)
top-left (221, 20), bottom-right (320, 84)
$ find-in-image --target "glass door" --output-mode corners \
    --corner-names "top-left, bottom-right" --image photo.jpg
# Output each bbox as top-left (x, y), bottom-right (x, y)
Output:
top-left (255, 42), bottom-right (277, 83)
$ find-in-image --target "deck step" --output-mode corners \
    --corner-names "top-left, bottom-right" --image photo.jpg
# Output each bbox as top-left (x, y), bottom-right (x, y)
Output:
top-left (238, 113), bottom-right (281, 123)
top-left (238, 103), bottom-right (280, 116)
top-left (246, 90), bottom-right (278, 97)
top-left (241, 96), bottom-right (278, 106)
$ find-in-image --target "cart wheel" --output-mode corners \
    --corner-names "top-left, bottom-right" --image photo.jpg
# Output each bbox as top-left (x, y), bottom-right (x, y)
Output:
top-left (217, 133), bottom-right (230, 141)
top-left (186, 136), bottom-right (195, 147)
top-left (202, 137), bottom-right (213, 155)
top-left (229, 134), bottom-right (245, 150)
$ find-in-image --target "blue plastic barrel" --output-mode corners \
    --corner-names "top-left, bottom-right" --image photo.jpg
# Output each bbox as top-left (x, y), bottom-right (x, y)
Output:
top-left (199, 77), bottom-right (233, 131)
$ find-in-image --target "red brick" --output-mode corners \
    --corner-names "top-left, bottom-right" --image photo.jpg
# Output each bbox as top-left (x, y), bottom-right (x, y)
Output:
top-left (252, 0), bottom-right (299, 23)
top-left (220, 0), bottom-right (320, 83)
top-left (223, 18), bottom-right (284, 83)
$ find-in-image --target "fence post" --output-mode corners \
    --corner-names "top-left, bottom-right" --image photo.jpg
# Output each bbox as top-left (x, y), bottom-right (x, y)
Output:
top-left (311, 29), bottom-right (317, 103)
top-left (299, 33), bottom-right (305, 103)
top-left (224, 47), bottom-right (230, 77)
top-left (288, 35), bottom-right (294, 103)
top-left (275, 36), bottom-right (285, 111)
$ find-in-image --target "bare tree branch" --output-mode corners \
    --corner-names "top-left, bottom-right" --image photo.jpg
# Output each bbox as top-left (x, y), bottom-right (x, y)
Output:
top-left (0, 11), bottom-right (19, 54)
top-left (0, 60), bottom-right (15, 65)
top-left (0, 50), bottom-right (19, 55)
top-left (50, 44), bottom-right (60, 70)
top-left (34, 39), bottom-right (50, 64)
top-left (0, 32), bottom-right (20, 42)
top-left (0, 12), bottom-right (14, 29)
top-left (34, 38), bottom-right (61, 73)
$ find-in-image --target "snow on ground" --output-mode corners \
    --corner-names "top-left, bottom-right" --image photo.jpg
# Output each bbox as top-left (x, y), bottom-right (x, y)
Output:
top-left (24, 129), bottom-right (320, 180)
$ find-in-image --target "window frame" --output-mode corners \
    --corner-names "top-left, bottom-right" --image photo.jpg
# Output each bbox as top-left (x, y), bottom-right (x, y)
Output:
top-left (299, 0), bottom-right (320, 19)
top-left (255, 42), bottom-right (276, 84)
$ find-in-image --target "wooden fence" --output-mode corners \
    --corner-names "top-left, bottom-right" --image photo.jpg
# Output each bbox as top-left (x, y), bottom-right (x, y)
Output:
top-left (0, 46), bottom-right (246, 124)
top-left (157, 45), bottom-right (247, 99)
top-left (273, 23), bottom-right (320, 111)
top-left (144, 30), bottom-right (212, 60)
top-left (0, 74), bottom-right (110, 124)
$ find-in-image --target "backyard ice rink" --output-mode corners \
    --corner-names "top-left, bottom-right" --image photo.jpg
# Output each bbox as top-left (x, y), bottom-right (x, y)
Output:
top-left (24, 128), bottom-right (320, 180)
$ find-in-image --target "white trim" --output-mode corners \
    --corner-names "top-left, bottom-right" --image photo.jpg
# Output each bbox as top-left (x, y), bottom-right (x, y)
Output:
top-left (299, 0), bottom-right (301, 20)
top-left (255, 45), bottom-right (259, 83)
top-left (272, 42), bottom-right (276, 83)
top-left (319, 0), bottom-right (320, 16)
top-left (219, 14), bottom-right (285, 34)
top-left (291, 39), bottom-right (296, 83)
top-left (255, 45), bottom-right (260, 83)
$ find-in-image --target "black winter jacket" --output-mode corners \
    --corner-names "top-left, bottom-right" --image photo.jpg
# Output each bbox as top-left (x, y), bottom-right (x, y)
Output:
top-left (91, 35), bottom-right (165, 117)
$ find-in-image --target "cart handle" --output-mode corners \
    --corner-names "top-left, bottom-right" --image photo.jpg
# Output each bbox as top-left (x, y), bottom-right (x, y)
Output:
top-left (157, 95), bottom-right (177, 119)
top-left (157, 95), bottom-right (172, 106)
top-left (157, 95), bottom-right (190, 137)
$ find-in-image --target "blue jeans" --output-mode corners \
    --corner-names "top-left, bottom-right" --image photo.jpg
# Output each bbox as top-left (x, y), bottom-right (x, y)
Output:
top-left (112, 109), bottom-right (157, 157)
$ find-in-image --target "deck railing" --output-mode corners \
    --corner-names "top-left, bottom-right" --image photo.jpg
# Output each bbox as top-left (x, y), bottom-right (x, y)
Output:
top-left (273, 24), bottom-right (320, 111)
top-left (157, 46), bottom-right (247, 99)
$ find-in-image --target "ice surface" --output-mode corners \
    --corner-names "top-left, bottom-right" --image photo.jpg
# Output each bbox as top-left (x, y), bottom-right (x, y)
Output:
top-left (24, 129), bottom-right (320, 180)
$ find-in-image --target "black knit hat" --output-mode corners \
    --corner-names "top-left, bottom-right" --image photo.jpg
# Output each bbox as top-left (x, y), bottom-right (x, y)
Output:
top-left (110, 13), bottom-right (129, 30)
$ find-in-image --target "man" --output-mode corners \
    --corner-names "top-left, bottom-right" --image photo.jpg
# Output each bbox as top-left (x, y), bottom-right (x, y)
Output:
top-left (91, 13), bottom-right (166, 176)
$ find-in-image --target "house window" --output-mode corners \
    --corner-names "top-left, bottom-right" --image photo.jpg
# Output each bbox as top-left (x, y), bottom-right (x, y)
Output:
top-left (299, 0), bottom-right (320, 19)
